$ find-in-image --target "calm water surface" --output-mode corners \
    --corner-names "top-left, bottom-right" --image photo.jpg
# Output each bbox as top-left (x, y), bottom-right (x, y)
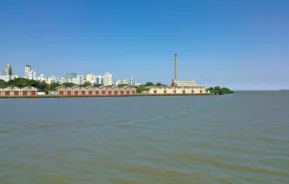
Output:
top-left (1, 92), bottom-right (289, 184)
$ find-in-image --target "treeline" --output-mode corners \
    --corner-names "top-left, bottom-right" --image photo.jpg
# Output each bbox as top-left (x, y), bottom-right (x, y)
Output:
top-left (0, 78), bottom-right (139, 94)
top-left (0, 78), bottom-right (96, 94)
top-left (207, 86), bottom-right (234, 95)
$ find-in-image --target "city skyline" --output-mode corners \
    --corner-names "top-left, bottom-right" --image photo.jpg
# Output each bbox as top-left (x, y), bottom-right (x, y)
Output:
top-left (1, 0), bottom-right (288, 90)
top-left (0, 63), bottom-right (140, 87)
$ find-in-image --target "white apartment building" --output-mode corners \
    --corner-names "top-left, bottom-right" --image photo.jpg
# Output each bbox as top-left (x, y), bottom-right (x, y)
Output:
top-left (24, 65), bottom-right (37, 80)
top-left (76, 75), bottom-right (84, 85)
top-left (103, 72), bottom-right (112, 86)
top-left (95, 75), bottom-right (103, 85)
top-left (11, 74), bottom-right (19, 80)
top-left (59, 78), bottom-right (67, 84)
top-left (3, 64), bottom-right (12, 75)
top-left (86, 74), bottom-right (95, 82)
top-left (0, 75), bottom-right (10, 82)
top-left (37, 74), bottom-right (47, 82)
top-left (127, 76), bottom-right (136, 86)
top-left (48, 75), bottom-right (58, 84)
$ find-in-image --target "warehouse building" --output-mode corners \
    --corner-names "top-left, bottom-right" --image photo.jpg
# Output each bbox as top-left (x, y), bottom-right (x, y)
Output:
top-left (0, 86), bottom-right (38, 96)
top-left (143, 86), bottom-right (206, 95)
top-left (56, 85), bottom-right (137, 96)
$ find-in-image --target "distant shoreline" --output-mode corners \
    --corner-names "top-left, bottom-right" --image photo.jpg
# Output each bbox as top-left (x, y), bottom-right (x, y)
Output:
top-left (0, 93), bottom-right (214, 99)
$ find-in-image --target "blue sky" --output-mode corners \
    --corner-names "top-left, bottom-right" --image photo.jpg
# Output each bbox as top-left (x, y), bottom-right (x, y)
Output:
top-left (0, 0), bottom-right (288, 90)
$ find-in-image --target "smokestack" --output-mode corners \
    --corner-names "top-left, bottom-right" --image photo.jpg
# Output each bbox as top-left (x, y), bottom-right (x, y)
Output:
top-left (174, 53), bottom-right (178, 81)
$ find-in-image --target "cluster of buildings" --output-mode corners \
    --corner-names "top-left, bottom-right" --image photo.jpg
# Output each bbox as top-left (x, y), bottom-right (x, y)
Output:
top-left (0, 64), bottom-right (138, 87)
top-left (1, 54), bottom-right (210, 97)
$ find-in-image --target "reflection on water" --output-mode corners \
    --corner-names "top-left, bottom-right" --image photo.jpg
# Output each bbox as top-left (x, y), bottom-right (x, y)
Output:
top-left (1, 92), bottom-right (289, 183)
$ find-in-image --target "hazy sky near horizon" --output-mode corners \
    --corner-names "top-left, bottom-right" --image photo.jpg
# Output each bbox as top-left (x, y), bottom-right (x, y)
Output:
top-left (0, 0), bottom-right (288, 90)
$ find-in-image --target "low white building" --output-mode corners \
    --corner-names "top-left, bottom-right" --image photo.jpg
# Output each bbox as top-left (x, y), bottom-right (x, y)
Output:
top-left (0, 75), bottom-right (11, 82)
top-left (11, 74), bottom-right (19, 80)
top-left (37, 74), bottom-right (47, 82)
top-left (59, 78), bottom-right (67, 84)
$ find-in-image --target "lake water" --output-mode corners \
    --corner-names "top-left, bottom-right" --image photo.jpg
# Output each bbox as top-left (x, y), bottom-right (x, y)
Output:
top-left (1, 91), bottom-right (289, 183)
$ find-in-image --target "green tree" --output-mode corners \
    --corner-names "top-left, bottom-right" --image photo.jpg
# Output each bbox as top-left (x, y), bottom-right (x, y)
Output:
top-left (81, 82), bottom-right (92, 88)
top-left (145, 82), bottom-right (154, 86)
top-left (62, 82), bottom-right (76, 88)
top-left (118, 83), bottom-right (129, 87)
top-left (207, 87), bottom-right (214, 93)
top-left (207, 86), bottom-right (234, 95)
top-left (93, 84), bottom-right (103, 87)
top-left (221, 87), bottom-right (234, 94)
top-left (137, 85), bottom-right (145, 94)
top-left (214, 86), bottom-right (221, 95)
top-left (0, 79), bottom-right (9, 88)
top-left (49, 82), bottom-right (61, 90)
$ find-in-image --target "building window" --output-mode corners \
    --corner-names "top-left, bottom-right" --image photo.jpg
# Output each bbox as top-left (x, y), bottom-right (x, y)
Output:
top-left (114, 91), bottom-right (118, 95)
top-left (108, 91), bottom-right (112, 95)
top-left (31, 91), bottom-right (36, 96)
top-left (23, 91), bottom-right (27, 96)
top-left (200, 90), bottom-right (203, 94)
top-left (95, 91), bottom-right (99, 95)
top-left (132, 91), bottom-right (136, 95)
top-left (5, 91), bottom-right (10, 96)
top-left (126, 91), bottom-right (130, 95)
top-left (173, 90), bottom-right (176, 93)
top-left (74, 91), bottom-right (78, 95)
top-left (67, 91), bottom-right (71, 95)
top-left (154, 90), bottom-right (157, 94)
top-left (60, 91), bottom-right (64, 95)
top-left (164, 90), bottom-right (167, 94)
top-left (183, 90), bottom-right (185, 94)
top-left (14, 91), bottom-right (19, 96)
top-left (89, 91), bottom-right (92, 95)
top-left (82, 91), bottom-right (86, 95)
top-left (102, 91), bottom-right (105, 95)
top-left (191, 90), bottom-right (194, 94)
top-left (121, 91), bottom-right (124, 95)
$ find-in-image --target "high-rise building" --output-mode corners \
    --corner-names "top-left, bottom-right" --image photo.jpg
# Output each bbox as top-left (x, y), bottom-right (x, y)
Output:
top-left (3, 64), bottom-right (12, 75)
top-left (24, 65), bottom-right (37, 80)
top-left (24, 65), bottom-right (31, 78)
top-left (127, 76), bottom-right (136, 86)
top-left (86, 74), bottom-right (94, 82)
top-left (95, 75), bottom-right (103, 85)
top-left (65, 72), bottom-right (77, 80)
top-left (103, 72), bottom-right (112, 86)
top-left (76, 75), bottom-right (84, 85)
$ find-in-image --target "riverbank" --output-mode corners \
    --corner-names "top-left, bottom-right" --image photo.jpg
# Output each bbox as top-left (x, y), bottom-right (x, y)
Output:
top-left (0, 93), bottom-right (214, 99)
